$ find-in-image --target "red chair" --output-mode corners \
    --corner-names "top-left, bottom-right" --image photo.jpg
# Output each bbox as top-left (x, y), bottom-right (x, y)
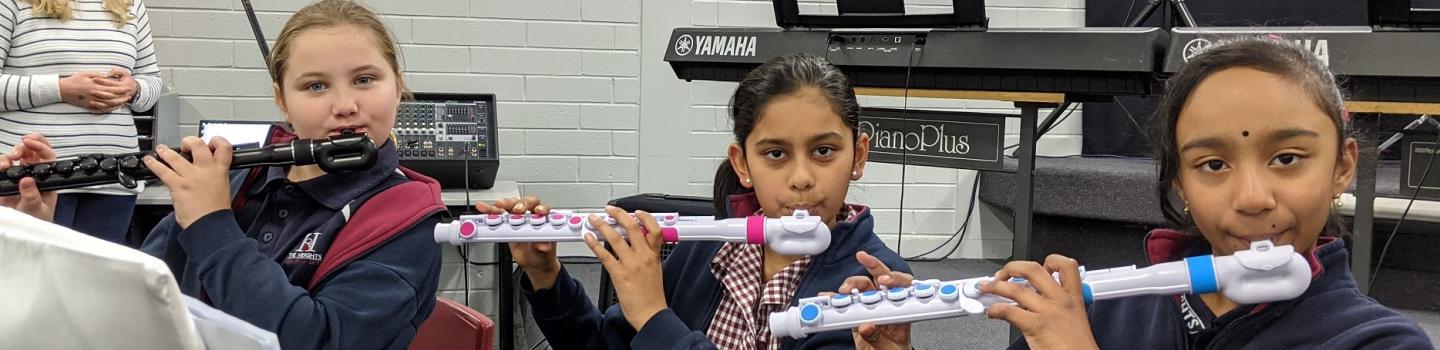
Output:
top-left (411, 297), bottom-right (495, 350)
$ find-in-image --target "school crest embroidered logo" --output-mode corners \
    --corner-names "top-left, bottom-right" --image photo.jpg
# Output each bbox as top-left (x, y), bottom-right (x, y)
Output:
top-left (298, 232), bottom-right (320, 252)
top-left (286, 232), bottom-right (325, 264)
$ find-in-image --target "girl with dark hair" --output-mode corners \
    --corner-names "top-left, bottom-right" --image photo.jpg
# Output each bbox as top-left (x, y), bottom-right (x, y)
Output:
top-left (477, 53), bottom-right (914, 349)
top-left (971, 37), bottom-right (1430, 349)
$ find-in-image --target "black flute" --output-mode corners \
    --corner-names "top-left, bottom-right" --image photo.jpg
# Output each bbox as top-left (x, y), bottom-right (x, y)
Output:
top-left (0, 131), bottom-right (378, 196)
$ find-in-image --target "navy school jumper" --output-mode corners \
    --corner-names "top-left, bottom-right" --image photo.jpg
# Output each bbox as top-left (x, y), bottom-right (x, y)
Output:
top-left (141, 127), bottom-right (447, 349)
top-left (1010, 230), bottom-right (1433, 350)
top-left (521, 192), bottom-right (912, 350)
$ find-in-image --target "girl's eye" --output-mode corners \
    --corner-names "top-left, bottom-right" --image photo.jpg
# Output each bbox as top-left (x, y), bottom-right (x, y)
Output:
top-left (1271, 154), bottom-right (1302, 167)
top-left (1201, 159), bottom-right (1227, 172)
top-left (305, 82), bottom-right (327, 92)
top-left (815, 146), bottom-right (835, 157)
top-left (764, 150), bottom-right (785, 160)
top-left (355, 76), bottom-right (375, 86)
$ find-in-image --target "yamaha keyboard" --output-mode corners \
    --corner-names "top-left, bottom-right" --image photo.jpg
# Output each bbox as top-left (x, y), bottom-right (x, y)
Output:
top-left (1164, 27), bottom-right (1440, 104)
top-left (665, 27), bottom-right (1169, 99)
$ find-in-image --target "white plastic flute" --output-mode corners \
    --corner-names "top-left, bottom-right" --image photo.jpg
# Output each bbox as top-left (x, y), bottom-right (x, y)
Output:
top-left (770, 240), bottom-right (1311, 339)
top-left (434, 210), bottom-right (832, 256)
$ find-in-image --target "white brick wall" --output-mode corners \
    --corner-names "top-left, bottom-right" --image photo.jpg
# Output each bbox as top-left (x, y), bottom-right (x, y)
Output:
top-left (472, 48), bottom-right (581, 75)
top-left (525, 76), bottom-right (614, 102)
top-left (152, 2), bottom-right (644, 205)
top-left (412, 18), bottom-right (525, 47)
top-left (673, 0), bottom-right (1087, 260)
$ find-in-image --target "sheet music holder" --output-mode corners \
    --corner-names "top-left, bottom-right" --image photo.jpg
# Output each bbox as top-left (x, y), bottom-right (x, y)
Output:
top-left (837, 0), bottom-right (903, 16)
top-left (1371, 0), bottom-right (1440, 30)
top-left (771, 0), bottom-right (987, 30)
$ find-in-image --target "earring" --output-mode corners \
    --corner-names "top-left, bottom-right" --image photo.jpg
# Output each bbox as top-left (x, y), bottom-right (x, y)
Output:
top-left (1183, 202), bottom-right (1190, 215)
top-left (851, 171), bottom-right (858, 179)
top-left (745, 177), bottom-right (752, 184)
top-left (1334, 193), bottom-right (1343, 208)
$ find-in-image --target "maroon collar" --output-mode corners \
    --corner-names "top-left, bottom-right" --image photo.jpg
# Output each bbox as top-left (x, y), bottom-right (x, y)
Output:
top-left (265, 123), bottom-right (299, 145)
top-left (726, 192), bottom-right (763, 218)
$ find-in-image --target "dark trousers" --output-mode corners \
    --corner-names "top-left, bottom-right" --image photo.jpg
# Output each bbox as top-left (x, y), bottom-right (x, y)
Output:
top-left (54, 193), bottom-right (137, 245)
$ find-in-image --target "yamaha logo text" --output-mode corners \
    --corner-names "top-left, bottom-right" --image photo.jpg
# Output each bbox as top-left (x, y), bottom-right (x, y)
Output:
top-left (1184, 37), bottom-right (1330, 66)
top-left (675, 34), bottom-right (757, 57)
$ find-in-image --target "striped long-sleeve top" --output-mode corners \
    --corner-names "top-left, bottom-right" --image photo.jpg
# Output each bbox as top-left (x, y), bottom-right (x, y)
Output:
top-left (0, 0), bottom-right (161, 195)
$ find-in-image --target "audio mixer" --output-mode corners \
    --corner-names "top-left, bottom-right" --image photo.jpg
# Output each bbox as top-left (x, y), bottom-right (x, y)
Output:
top-left (396, 93), bottom-right (499, 189)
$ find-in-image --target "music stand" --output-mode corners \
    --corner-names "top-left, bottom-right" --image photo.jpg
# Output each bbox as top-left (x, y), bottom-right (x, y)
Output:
top-left (1371, 0), bottom-right (1440, 31)
top-left (1126, 0), bottom-right (1198, 28)
top-left (838, 0), bottom-right (903, 16)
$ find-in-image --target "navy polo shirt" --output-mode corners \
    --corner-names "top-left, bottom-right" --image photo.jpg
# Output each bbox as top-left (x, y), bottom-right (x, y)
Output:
top-left (141, 138), bottom-right (446, 349)
top-left (233, 140), bottom-right (409, 287)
